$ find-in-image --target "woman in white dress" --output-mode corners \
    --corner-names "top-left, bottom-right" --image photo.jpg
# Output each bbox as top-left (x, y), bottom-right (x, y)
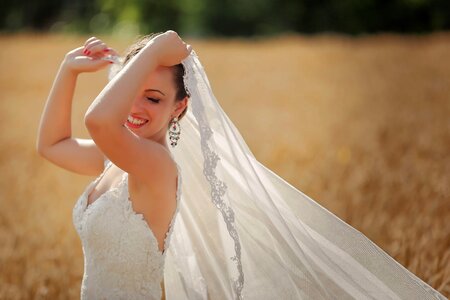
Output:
top-left (37, 30), bottom-right (446, 299)
top-left (37, 31), bottom-right (191, 299)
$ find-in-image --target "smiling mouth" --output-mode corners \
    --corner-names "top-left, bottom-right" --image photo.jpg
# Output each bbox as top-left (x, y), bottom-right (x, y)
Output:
top-left (126, 115), bottom-right (149, 128)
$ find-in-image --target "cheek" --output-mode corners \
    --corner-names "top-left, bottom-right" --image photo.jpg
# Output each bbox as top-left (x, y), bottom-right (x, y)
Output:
top-left (147, 105), bottom-right (171, 121)
top-left (132, 98), bottom-right (151, 111)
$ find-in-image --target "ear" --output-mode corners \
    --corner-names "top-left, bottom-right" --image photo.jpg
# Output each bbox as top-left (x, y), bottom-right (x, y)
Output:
top-left (173, 96), bottom-right (189, 116)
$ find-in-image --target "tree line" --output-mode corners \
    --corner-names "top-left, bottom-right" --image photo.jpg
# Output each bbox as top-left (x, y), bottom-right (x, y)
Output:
top-left (1, 0), bottom-right (449, 36)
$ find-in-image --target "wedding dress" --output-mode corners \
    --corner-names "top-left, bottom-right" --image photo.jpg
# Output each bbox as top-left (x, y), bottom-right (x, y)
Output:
top-left (72, 158), bottom-right (182, 299)
top-left (72, 48), bottom-right (446, 300)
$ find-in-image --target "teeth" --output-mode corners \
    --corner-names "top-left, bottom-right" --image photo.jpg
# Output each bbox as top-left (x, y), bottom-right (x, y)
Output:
top-left (127, 115), bottom-right (148, 125)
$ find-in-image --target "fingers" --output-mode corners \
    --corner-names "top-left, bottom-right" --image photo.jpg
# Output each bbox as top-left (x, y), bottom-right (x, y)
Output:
top-left (83, 37), bottom-right (117, 57)
top-left (84, 40), bottom-right (106, 56)
top-left (83, 37), bottom-right (97, 48)
top-left (105, 47), bottom-right (119, 57)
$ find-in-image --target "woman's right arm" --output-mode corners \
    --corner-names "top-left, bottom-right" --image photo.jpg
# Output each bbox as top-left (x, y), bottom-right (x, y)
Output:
top-left (36, 40), bottom-right (117, 176)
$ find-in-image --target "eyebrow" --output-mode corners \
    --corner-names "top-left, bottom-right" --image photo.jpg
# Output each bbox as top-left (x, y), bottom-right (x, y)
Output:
top-left (144, 88), bottom-right (166, 96)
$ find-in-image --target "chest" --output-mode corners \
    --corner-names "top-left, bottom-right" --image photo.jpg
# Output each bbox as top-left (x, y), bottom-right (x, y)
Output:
top-left (85, 164), bottom-right (178, 233)
top-left (87, 167), bottom-right (124, 206)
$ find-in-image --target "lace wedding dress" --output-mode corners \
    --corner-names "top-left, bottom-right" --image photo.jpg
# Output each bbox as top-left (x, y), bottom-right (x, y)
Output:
top-left (72, 158), bottom-right (182, 299)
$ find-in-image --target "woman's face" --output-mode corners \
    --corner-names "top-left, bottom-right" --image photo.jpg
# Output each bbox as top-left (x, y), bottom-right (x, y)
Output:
top-left (124, 66), bottom-right (187, 144)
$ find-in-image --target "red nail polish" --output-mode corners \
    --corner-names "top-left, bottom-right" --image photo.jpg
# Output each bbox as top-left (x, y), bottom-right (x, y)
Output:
top-left (103, 48), bottom-right (110, 52)
top-left (86, 50), bottom-right (91, 55)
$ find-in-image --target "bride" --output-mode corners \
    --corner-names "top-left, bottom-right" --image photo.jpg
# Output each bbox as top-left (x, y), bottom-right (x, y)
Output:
top-left (37, 31), bottom-right (446, 299)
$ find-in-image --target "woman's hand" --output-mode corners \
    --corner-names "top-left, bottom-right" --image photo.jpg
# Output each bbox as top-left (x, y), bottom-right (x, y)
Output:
top-left (62, 37), bottom-right (119, 74)
top-left (147, 30), bottom-right (192, 67)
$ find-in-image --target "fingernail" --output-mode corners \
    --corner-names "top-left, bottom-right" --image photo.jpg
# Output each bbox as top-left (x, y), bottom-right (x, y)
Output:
top-left (83, 49), bottom-right (87, 54)
top-left (86, 50), bottom-right (91, 55)
top-left (103, 48), bottom-right (111, 52)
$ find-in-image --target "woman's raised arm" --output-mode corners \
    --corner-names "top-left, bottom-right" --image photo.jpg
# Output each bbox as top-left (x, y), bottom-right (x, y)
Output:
top-left (84, 31), bottom-right (191, 181)
top-left (36, 40), bottom-right (118, 176)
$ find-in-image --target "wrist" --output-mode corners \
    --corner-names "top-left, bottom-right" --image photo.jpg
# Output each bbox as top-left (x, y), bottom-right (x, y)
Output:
top-left (60, 58), bottom-right (80, 77)
top-left (60, 57), bottom-right (81, 76)
top-left (141, 40), bottom-right (162, 63)
top-left (120, 42), bottom-right (159, 75)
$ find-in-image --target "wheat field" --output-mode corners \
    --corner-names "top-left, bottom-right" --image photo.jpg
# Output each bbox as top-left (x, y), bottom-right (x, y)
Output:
top-left (0, 32), bottom-right (449, 299)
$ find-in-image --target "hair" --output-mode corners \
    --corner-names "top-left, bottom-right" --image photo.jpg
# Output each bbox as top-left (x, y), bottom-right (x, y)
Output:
top-left (122, 33), bottom-right (190, 128)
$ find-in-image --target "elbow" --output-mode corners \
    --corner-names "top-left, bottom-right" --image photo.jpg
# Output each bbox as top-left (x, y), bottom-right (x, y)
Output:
top-left (85, 94), bottom-right (121, 130)
top-left (84, 113), bottom-right (114, 136)
top-left (84, 113), bottom-right (96, 129)
top-left (84, 113), bottom-right (104, 131)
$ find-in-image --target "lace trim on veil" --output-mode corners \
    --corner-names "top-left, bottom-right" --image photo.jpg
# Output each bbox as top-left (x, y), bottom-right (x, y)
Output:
top-left (182, 52), bottom-right (244, 299)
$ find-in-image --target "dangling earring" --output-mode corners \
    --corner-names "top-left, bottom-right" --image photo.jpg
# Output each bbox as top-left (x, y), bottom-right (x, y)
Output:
top-left (169, 116), bottom-right (181, 147)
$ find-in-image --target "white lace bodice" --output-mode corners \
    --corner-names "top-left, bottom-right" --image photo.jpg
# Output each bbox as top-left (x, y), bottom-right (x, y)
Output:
top-left (72, 159), bottom-right (181, 300)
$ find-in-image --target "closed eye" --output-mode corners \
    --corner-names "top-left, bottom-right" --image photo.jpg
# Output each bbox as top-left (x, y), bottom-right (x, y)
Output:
top-left (146, 97), bottom-right (160, 103)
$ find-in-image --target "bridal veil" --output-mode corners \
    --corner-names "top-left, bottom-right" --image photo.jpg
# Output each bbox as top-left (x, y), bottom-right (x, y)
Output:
top-left (111, 49), bottom-right (446, 300)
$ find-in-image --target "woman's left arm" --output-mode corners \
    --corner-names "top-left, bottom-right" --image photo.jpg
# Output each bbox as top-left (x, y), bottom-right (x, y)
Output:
top-left (84, 31), bottom-right (190, 180)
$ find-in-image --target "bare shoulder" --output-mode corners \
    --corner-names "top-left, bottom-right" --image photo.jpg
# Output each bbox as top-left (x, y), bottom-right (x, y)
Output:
top-left (127, 149), bottom-right (178, 199)
top-left (125, 150), bottom-right (178, 233)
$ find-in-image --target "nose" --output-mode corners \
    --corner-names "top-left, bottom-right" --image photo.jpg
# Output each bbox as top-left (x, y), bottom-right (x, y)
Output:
top-left (130, 97), bottom-right (146, 112)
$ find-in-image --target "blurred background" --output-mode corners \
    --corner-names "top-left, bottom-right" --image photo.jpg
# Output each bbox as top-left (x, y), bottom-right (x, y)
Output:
top-left (1, 0), bottom-right (450, 36)
top-left (0, 0), bottom-right (449, 299)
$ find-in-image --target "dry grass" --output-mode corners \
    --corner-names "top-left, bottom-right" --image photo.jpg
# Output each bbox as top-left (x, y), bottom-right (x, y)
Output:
top-left (0, 32), bottom-right (448, 299)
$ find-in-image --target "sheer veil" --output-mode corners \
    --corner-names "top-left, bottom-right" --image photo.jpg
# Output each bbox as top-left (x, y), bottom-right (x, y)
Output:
top-left (111, 50), bottom-right (446, 300)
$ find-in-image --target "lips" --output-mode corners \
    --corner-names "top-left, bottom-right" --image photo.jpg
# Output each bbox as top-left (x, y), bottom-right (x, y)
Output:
top-left (126, 114), bottom-right (149, 128)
